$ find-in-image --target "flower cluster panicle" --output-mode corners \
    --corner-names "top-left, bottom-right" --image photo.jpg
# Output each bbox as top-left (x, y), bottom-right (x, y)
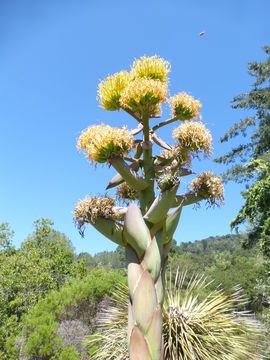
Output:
top-left (73, 196), bottom-right (116, 231)
top-left (77, 124), bottom-right (134, 165)
top-left (160, 145), bottom-right (191, 167)
top-left (120, 78), bottom-right (168, 117)
top-left (97, 71), bottom-right (131, 111)
top-left (130, 55), bottom-right (171, 82)
top-left (173, 121), bottom-right (212, 157)
top-left (116, 182), bottom-right (138, 201)
top-left (190, 172), bottom-right (224, 206)
top-left (169, 92), bottom-right (201, 120)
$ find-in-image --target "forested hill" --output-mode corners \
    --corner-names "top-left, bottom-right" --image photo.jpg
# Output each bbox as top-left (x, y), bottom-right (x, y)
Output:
top-left (83, 233), bottom-right (254, 269)
top-left (178, 233), bottom-right (250, 255)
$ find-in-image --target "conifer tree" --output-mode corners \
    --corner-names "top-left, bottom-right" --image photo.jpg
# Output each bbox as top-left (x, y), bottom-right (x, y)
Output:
top-left (216, 46), bottom-right (270, 256)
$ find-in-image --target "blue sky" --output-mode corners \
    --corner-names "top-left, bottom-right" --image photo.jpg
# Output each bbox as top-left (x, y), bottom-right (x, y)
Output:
top-left (0, 0), bottom-right (269, 254)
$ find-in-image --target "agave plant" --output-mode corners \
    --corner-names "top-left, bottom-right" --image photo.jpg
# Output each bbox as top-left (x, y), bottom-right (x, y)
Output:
top-left (74, 55), bottom-right (225, 359)
top-left (86, 271), bottom-right (264, 360)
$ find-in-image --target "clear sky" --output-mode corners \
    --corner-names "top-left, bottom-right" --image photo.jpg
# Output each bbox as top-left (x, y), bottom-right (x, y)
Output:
top-left (0, 0), bottom-right (269, 255)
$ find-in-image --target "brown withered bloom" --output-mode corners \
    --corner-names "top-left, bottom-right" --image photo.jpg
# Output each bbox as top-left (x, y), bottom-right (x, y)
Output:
top-left (73, 196), bottom-right (116, 231)
top-left (116, 182), bottom-right (138, 201)
top-left (190, 172), bottom-right (224, 206)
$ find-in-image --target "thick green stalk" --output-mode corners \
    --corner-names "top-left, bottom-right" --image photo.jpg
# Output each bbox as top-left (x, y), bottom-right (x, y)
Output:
top-left (125, 204), bottom-right (164, 360)
top-left (111, 157), bottom-right (149, 191)
top-left (140, 113), bottom-right (155, 215)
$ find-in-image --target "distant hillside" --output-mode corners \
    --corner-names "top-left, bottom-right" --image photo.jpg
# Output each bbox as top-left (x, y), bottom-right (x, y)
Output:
top-left (179, 233), bottom-right (251, 255)
top-left (79, 233), bottom-right (255, 269)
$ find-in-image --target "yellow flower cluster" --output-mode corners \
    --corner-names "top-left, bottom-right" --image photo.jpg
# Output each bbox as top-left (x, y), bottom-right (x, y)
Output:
top-left (73, 196), bottom-right (116, 229)
top-left (169, 92), bottom-right (201, 120)
top-left (173, 121), bottom-right (212, 157)
top-left (97, 56), bottom-right (171, 116)
top-left (120, 78), bottom-right (168, 116)
top-left (116, 182), bottom-right (138, 201)
top-left (77, 124), bottom-right (134, 165)
top-left (130, 55), bottom-right (170, 82)
top-left (97, 71), bottom-right (131, 111)
top-left (190, 172), bottom-right (224, 206)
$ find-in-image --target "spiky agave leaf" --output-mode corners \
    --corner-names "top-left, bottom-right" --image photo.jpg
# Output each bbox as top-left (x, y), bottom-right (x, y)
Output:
top-left (86, 271), bottom-right (265, 360)
top-left (86, 282), bottom-right (129, 360)
top-left (164, 270), bottom-right (264, 360)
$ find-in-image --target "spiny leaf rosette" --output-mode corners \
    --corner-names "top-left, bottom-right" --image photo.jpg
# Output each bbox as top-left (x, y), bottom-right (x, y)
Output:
top-left (86, 271), bottom-right (264, 360)
top-left (74, 55), bottom-right (225, 359)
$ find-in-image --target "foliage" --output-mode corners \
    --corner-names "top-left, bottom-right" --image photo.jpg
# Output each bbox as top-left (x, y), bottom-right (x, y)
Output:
top-left (86, 271), bottom-right (265, 359)
top-left (0, 219), bottom-right (87, 360)
top-left (216, 46), bottom-right (270, 253)
top-left (0, 222), bottom-right (14, 253)
top-left (231, 153), bottom-right (270, 257)
top-left (20, 269), bottom-right (126, 360)
top-left (59, 346), bottom-right (80, 360)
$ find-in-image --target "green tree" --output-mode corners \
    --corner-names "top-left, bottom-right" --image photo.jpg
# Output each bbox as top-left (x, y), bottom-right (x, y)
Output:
top-left (20, 269), bottom-right (125, 360)
top-left (0, 222), bottom-right (14, 253)
top-left (216, 46), bottom-right (270, 255)
top-left (0, 219), bottom-right (86, 359)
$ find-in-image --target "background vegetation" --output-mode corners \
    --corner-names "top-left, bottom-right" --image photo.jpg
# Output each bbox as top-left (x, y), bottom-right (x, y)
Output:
top-left (0, 219), bottom-right (269, 359)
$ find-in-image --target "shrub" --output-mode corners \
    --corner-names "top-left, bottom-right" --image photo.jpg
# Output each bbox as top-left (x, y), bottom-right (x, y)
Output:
top-left (20, 269), bottom-right (126, 359)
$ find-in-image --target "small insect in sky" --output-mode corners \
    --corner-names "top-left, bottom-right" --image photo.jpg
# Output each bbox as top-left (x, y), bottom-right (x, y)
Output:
top-left (199, 31), bottom-right (205, 36)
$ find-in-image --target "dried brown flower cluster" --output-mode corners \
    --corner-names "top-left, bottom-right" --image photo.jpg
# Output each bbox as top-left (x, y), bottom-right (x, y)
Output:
top-left (130, 55), bottom-right (171, 82)
top-left (77, 124), bottom-right (134, 165)
top-left (190, 172), bottom-right (224, 206)
top-left (116, 182), bottom-right (138, 201)
top-left (173, 121), bottom-right (212, 157)
top-left (169, 92), bottom-right (201, 120)
top-left (73, 196), bottom-right (116, 229)
top-left (97, 71), bottom-right (131, 111)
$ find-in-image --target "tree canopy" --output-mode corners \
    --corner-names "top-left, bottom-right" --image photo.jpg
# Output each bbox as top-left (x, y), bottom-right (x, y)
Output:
top-left (216, 46), bottom-right (270, 256)
top-left (0, 219), bottom-right (87, 360)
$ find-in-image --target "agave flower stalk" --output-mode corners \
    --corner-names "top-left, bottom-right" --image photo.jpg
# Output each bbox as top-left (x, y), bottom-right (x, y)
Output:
top-left (74, 55), bottom-right (224, 359)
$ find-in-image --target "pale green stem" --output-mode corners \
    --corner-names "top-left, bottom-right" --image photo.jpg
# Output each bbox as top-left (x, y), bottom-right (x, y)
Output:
top-left (173, 193), bottom-right (205, 207)
top-left (140, 112), bottom-right (155, 215)
top-left (151, 116), bottom-right (178, 132)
